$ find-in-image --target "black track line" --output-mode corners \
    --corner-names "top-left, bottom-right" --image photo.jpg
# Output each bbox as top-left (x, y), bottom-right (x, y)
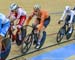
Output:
top-left (9, 38), bottom-right (74, 60)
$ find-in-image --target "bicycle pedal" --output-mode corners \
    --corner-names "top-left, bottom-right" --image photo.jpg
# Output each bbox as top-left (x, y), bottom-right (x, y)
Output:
top-left (33, 40), bottom-right (37, 45)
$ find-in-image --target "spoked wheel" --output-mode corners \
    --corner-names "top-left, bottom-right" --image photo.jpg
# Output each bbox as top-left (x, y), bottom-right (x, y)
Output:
top-left (1, 38), bottom-right (11, 60)
top-left (21, 34), bottom-right (32, 54)
top-left (56, 27), bottom-right (66, 43)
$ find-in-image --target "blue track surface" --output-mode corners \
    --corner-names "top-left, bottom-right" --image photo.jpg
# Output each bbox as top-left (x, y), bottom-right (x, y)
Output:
top-left (29, 43), bottom-right (75, 60)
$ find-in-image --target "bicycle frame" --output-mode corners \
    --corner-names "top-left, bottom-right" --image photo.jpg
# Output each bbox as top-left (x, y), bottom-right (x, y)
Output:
top-left (61, 22), bottom-right (70, 34)
top-left (21, 25), bottom-right (38, 54)
top-left (25, 25), bottom-right (38, 44)
top-left (56, 21), bottom-right (74, 43)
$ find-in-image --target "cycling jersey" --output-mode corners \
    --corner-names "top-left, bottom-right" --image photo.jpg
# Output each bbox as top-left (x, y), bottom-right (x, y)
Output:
top-left (9, 7), bottom-right (27, 28)
top-left (60, 9), bottom-right (75, 24)
top-left (0, 13), bottom-right (10, 37)
top-left (25, 9), bottom-right (49, 30)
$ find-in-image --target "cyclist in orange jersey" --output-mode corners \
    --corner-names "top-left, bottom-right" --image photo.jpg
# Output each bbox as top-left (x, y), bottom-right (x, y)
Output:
top-left (25, 4), bottom-right (50, 48)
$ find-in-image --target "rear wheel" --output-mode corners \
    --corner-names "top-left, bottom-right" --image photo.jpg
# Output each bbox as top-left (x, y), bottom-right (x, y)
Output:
top-left (1, 38), bottom-right (11, 60)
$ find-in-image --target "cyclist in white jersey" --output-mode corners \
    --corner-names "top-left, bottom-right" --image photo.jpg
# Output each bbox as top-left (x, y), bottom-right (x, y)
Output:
top-left (58, 6), bottom-right (75, 35)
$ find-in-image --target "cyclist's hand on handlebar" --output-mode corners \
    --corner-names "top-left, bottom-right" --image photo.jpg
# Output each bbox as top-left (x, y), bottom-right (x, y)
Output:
top-left (16, 25), bottom-right (21, 29)
top-left (58, 20), bottom-right (63, 24)
top-left (24, 25), bottom-right (27, 29)
top-left (12, 25), bottom-right (17, 30)
top-left (36, 25), bottom-right (40, 30)
top-left (0, 35), bottom-right (3, 41)
top-left (32, 24), bottom-right (37, 29)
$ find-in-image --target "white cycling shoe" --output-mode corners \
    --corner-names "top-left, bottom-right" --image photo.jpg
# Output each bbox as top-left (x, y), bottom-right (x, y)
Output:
top-left (35, 44), bottom-right (40, 49)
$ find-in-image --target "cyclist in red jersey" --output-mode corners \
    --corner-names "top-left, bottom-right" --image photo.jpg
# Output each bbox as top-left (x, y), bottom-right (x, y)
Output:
top-left (8, 3), bottom-right (27, 44)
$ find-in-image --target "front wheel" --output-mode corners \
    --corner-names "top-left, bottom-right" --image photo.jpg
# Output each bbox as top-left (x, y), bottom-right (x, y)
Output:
top-left (21, 34), bottom-right (32, 54)
top-left (56, 27), bottom-right (66, 43)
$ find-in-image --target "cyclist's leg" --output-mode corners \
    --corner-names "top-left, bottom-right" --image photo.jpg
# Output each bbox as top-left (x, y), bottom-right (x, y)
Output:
top-left (67, 24), bottom-right (73, 33)
top-left (17, 16), bottom-right (26, 41)
top-left (66, 15), bottom-right (75, 39)
top-left (11, 26), bottom-right (18, 41)
top-left (32, 18), bottom-right (40, 45)
top-left (44, 16), bottom-right (50, 28)
top-left (9, 22), bottom-right (14, 38)
top-left (9, 24), bottom-right (16, 41)
top-left (67, 15), bottom-right (74, 34)
top-left (40, 16), bottom-right (50, 42)
top-left (36, 16), bottom-right (50, 48)
top-left (64, 15), bottom-right (70, 32)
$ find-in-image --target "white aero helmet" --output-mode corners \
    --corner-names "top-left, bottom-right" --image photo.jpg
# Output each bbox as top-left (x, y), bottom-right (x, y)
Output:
top-left (65, 6), bottom-right (71, 11)
top-left (33, 4), bottom-right (41, 11)
top-left (10, 3), bottom-right (18, 11)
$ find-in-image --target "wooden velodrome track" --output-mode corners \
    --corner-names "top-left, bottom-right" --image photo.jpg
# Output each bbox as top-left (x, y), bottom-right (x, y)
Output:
top-left (7, 33), bottom-right (75, 60)
top-left (0, 0), bottom-right (75, 60)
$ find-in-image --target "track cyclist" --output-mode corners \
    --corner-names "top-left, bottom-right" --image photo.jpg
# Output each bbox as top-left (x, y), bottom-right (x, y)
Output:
top-left (0, 13), bottom-right (10, 55)
top-left (8, 3), bottom-right (27, 45)
top-left (25, 4), bottom-right (50, 49)
top-left (58, 6), bottom-right (75, 39)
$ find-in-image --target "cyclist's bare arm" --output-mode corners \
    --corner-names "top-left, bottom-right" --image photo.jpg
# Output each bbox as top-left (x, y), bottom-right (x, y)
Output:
top-left (25, 12), bottom-right (34, 25)
top-left (58, 10), bottom-right (67, 24)
top-left (60, 9), bottom-right (67, 21)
